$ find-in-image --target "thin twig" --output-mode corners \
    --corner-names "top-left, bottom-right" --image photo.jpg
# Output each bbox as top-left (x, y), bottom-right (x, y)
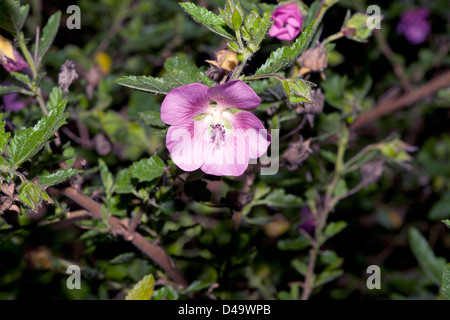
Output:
top-left (61, 186), bottom-right (189, 288)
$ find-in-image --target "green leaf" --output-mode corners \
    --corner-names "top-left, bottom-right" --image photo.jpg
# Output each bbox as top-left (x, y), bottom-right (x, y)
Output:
top-left (10, 71), bottom-right (31, 88)
top-left (0, 114), bottom-right (11, 154)
top-left (443, 220), bottom-right (450, 229)
top-left (324, 221), bottom-right (347, 239)
top-left (259, 189), bottom-right (304, 208)
top-left (36, 11), bottom-right (61, 60)
top-left (7, 102), bottom-right (68, 169)
top-left (115, 169), bottom-right (134, 194)
top-left (0, 84), bottom-right (23, 95)
top-left (409, 227), bottom-right (446, 286)
top-left (255, 21), bottom-right (315, 75)
top-left (428, 197), bottom-right (450, 220)
top-left (243, 9), bottom-right (272, 52)
top-left (18, 181), bottom-right (53, 212)
top-left (179, 2), bottom-right (236, 41)
top-left (38, 169), bottom-right (81, 187)
top-left (343, 13), bottom-right (373, 43)
top-left (291, 259), bottom-right (308, 277)
top-left (125, 274), bottom-right (155, 300)
top-left (303, 0), bottom-right (320, 30)
top-left (115, 56), bottom-right (214, 94)
top-left (0, 0), bottom-right (29, 34)
top-left (277, 236), bottom-right (310, 251)
top-left (46, 87), bottom-right (66, 111)
top-left (284, 78), bottom-right (315, 103)
top-left (442, 264), bottom-right (450, 300)
top-left (129, 156), bottom-right (165, 183)
top-left (99, 159), bottom-right (114, 197)
top-left (314, 269), bottom-right (343, 287)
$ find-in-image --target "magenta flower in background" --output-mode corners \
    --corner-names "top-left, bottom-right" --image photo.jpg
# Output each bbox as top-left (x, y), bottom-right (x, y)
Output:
top-left (298, 207), bottom-right (316, 234)
top-left (161, 80), bottom-right (270, 176)
top-left (397, 8), bottom-right (431, 45)
top-left (3, 93), bottom-right (26, 111)
top-left (268, 3), bottom-right (303, 41)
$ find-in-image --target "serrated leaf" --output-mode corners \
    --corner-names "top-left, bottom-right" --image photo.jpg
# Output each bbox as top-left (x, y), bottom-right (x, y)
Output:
top-left (18, 181), bottom-right (52, 212)
top-left (129, 156), bottom-right (165, 182)
top-left (0, 84), bottom-right (23, 95)
top-left (38, 169), bottom-right (81, 187)
top-left (46, 87), bottom-right (66, 111)
top-left (285, 78), bottom-right (315, 103)
top-left (0, 0), bottom-right (29, 34)
top-left (409, 227), bottom-right (446, 286)
top-left (115, 56), bottom-right (213, 94)
top-left (7, 102), bottom-right (68, 169)
top-left (255, 21), bottom-right (315, 75)
top-left (125, 274), bottom-right (155, 300)
top-left (442, 264), bottom-right (450, 300)
top-left (324, 221), bottom-right (347, 239)
top-left (0, 114), bottom-right (11, 153)
top-left (36, 11), bottom-right (61, 60)
top-left (10, 71), bottom-right (31, 88)
top-left (179, 2), bottom-right (236, 41)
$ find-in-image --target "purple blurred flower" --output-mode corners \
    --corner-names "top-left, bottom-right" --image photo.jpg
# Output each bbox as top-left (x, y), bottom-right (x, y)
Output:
top-left (3, 92), bottom-right (26, 111)
top-left (299, 207), bottom-right (316, 233)
top-left (161, 80), bottom-right (270, 176)
top-left (268, 3), bottom-right (303, 41)
top-left (397, 8), bottom-right (431, 45)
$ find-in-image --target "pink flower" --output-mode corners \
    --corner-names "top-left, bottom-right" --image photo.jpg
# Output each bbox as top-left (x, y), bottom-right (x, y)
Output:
top-left (0, 35), bottom-right (28, 73)
top-left (161, 80), bottom-right (271, 176)
top-left (397, 8), bottom-right (431, 45)
top-left (268, 3), bottom-right (303, 41)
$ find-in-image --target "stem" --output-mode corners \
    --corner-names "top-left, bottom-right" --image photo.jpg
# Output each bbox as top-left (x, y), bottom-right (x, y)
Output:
top-left (17, 32), bottom-right (37, 78)
top-left (323, 31), bottom-right (344, 45)
top-left (231, 51), bottom-right (252, 80)
top-left (1, 166), bottom-right (27, 182)
top-left (243, 74), bottom-right (286, 82)
top-left (301, 247), bottom-right (318, 300)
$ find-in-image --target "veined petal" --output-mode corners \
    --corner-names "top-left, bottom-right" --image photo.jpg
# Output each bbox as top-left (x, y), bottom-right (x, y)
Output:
top-left (161, 83), bottom-right (210, 126)
top-left (208, 80), bottom-right (261, 110)
top-left (166, 119), bottom-right (210, 172)
top-left (201, 129), bottom-right (249, 176)
top-left (224, 111), bottom-right (271, 159)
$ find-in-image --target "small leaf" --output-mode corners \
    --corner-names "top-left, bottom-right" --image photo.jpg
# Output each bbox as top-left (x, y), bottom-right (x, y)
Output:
top-left (125, 274), bottom-right (155, 300)
top-left (314, 269), bottom-right (343, 287)
top-left (99, 159), bottom-right (114, 197)
top-left (0, 0), bottom-right (29, 34)
top-left (46, 87), bottom-right (65, 111)
top-left (409, 227), bottom-right (446, 286)
top-left (18, 181), bottom-right (52, 212)
top-left (277, 236), bottom-right (310, 251)
top-left (284, 78), bottom-right (315, 104)
top-left (324, 221), bottom-right (347, 239)
top-left (255, 21), bottom-right (315, 75)
top-left (129, 156), bottom-right (165, 183)
top-left (179, 2), bottom-right (236, 41)
top-left (7, 102), bottom-right (68, 169)
top-left (10, 71), bottom-right (31, 88)
top-left (428, 197), bottom-right (450, 220)
top-left (36, 11), bottom-right (61, 60)
top-left (38, 169), bottom-right (81, 187)
top-left (259, 189), bottom-right (304, 208)
top-left (0, 84), bottom-right (23, 95)
top-left (291, 259), bottom-right (308, 277)
top-left (443, 220), bottom-right (450, 229)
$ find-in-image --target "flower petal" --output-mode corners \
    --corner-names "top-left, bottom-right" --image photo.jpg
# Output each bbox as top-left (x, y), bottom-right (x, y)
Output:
top-left (166, 118), bottom-right (210, 172)
top-left (161, 83), bottom-right (210, 126)
top-left (224, 110), bottom-right (271, 159)
top-left (201, 129), bottom-right (249, 176)
top-left (208, 80), bottom-right (261, 110)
